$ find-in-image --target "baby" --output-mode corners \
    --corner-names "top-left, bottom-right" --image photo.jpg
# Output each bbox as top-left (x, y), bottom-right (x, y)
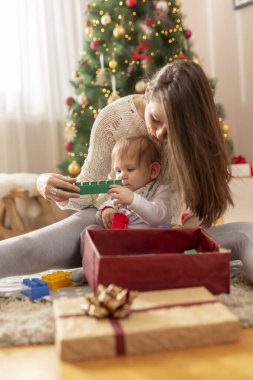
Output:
top-left (96, 135), bottom-right (172, 229)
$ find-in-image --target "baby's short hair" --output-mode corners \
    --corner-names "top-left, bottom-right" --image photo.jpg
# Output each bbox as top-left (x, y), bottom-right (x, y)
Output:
top-left (111, 135), bottom-right (161, 167)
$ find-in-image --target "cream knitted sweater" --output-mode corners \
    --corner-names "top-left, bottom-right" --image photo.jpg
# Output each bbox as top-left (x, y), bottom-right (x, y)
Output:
top-left (60, 95), bottom-right (181, 224)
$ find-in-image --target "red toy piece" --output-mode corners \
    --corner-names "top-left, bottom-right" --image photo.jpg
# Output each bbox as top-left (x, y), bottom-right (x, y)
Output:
top-left (111, 213), bottom-right (129, 229)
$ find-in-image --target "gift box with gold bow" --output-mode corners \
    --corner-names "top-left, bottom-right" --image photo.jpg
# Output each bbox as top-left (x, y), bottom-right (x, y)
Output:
top-left (81, 228), bottom-right (230, 295)
top-left (54, 284), bottom-right (240, 362)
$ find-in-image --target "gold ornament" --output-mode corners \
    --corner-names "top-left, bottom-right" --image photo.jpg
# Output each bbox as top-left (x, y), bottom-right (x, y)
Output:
top-left (109, 59), bottom-right (118, 70)
top-left (222, 122), bottom-right (231, 138)
top-left (175, 0), bottom-right (182, 7)
top-left (78, 93), bottom-right (89, 106)
top-left (101, 13), bottom-right (111, 26)
top-left (135, 80), bottom-right (147, 93)
top-left (107, 92), bottom-right (120, 104)
top-left (72, 71), bottom-right (80, 78)
top-left (113, 25), bottom-right (126, 38)
top-left (68, 160), bottom-right (81, 176)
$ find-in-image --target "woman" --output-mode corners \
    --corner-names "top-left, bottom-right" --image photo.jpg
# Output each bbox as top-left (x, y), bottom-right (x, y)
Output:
top-left (1, 60), bottom-right (252, 281)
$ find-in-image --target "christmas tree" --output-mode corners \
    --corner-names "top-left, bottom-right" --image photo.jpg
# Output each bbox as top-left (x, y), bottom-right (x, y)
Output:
top-left (60, 0), bottom-right (233, 176)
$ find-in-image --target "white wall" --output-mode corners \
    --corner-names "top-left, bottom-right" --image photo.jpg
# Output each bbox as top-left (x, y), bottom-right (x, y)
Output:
top-left (182, 0), bottom-right (253, 161)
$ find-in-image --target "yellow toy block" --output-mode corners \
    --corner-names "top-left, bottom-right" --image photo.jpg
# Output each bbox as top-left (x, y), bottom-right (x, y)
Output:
top-left (42, 271), bottom-right (72, 291)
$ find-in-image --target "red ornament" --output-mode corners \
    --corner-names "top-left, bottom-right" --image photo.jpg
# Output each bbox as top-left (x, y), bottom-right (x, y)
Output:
top-left (177, 53), bottom-right (186, 60)
top-left (185, 29), bottom-right (192, 39)
top-left (65, 97), bottom-right (74, 107)
top-left (126, 0), bottom-right (137, 7)
top-left (85, 20), bottom-right (90, 27)
top-left (64, 142), bottom-right (73, 151)
top-left (90, 39), bottom-right (100, 50)
top-left (80, 59), bottom-right (88, 65)
top-left (145, 17), bottom-right (153, 27)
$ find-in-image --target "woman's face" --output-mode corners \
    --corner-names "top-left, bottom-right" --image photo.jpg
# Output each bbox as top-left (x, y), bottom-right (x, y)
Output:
top-left (144, 98), bottom-right (168, 141)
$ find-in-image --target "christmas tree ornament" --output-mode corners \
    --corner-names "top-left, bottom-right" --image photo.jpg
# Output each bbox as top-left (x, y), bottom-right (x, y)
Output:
top-left (96, 69), bottom-right (108, 86)
top-left (126, 0), bottom-right (138, 7)
top-left (222, 122), bottom-right (231, 138)
top-left (135, 79), bottom-right (147, 93)
top-left (175, 0), bottom-right (182, 8)
top-left (72, 71), bottom-right (80, 78)
top-left (113, 25), bottom-right (126, 38)
top-left (96, 54), bottom-right (109, 86)
top-left (101, 13), bottom-right (111, 26)
top-left (140, 21), bottom-right (153, 36)
top-left (177, 52), bottom-right (186, 59)
top-left (107, 75), bottom-right (120, 104)
top-left (156, 0), bottom-right (168, 13)
top-left (109, 59), bottom-right (118, 70)
top-left (107, 92), bottom-right (120, 104)
top-left (68, 160), bottom-right (81, 176)
top-left (64, 122), bottom-right (77, 142)
top-left (145, 17), bottom-right (153, 27)
top-left (184, 29), bottom-right (192, 39)
top-left (90, 39), bottom-right (100, 50)
top-left (78, 93), bottom-right (89, 106)
top-left (64, 142), bottom-right (73, 151)
top-left (65, 97), bottom-right (74, 107)
top-left (131, 42), bottom-right (154, 64)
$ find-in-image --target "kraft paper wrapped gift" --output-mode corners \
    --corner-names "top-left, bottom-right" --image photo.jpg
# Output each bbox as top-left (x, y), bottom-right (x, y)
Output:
top-left (81, 228), bottom-right (230, 295)
top-left (54, 286), bottom-right (240, 362)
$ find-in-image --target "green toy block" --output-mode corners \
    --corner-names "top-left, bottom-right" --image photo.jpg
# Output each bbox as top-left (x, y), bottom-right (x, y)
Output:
top-left (57, 179), bottom-right (122, 195)
top-left (183, 249), bottom-right (197, 254)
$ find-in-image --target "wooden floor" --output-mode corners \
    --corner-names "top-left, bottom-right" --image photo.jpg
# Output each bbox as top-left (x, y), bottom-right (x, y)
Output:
top-left (1, 328), bottom-right (253, 380)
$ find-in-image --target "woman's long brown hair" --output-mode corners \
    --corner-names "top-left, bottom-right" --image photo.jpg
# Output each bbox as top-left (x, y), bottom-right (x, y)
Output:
top-left (149, 60), bottom-right (233, 227)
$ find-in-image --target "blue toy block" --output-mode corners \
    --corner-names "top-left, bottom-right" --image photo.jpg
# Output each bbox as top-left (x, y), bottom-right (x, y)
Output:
top-left (57, 179), bottom-right (122, 195)
top-left (21, 278), bottom-right (50, 300)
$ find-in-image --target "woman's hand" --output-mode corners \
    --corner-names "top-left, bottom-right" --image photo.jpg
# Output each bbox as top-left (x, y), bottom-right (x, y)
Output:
top-left (37, 173), bottom-right (80, 202)
top-left (101, 207), bottom-right (116, 229)
top-left (108, 185), bottom-right (134, 206)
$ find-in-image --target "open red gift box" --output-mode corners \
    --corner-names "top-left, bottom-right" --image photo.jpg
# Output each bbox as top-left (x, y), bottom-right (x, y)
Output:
top-left (81, 228), bottom-right (230, 295)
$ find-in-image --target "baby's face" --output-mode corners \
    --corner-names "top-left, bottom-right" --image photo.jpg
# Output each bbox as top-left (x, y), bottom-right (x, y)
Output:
top-left (113, 155), bottom-right (152, 191)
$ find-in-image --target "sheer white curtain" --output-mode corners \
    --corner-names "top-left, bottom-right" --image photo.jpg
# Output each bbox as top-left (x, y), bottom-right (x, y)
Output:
top-left (0, 0), bottom-right (87, 173)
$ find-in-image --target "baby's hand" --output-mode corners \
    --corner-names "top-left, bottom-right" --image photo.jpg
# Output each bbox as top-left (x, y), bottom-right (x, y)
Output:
top-left (108, 185), bottom-right (134, 206)
top-left (101, 207), bottom-right (116, 229)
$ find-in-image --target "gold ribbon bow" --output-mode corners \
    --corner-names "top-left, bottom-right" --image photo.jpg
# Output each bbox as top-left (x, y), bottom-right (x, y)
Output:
top-left (81, 284), bottom-right (138, 319)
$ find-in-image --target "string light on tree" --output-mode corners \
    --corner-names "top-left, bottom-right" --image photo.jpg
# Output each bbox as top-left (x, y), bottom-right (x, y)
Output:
top-left (221, 122), bottom-right (231, 138)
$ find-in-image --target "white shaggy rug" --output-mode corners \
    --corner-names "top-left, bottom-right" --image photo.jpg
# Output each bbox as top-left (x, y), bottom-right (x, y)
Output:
top-left (0, 262), bottom-right (252, 347)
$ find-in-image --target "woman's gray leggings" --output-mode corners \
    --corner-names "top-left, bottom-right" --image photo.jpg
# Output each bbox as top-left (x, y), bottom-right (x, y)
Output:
top-left (0, 207), bottom-right (252, 281)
